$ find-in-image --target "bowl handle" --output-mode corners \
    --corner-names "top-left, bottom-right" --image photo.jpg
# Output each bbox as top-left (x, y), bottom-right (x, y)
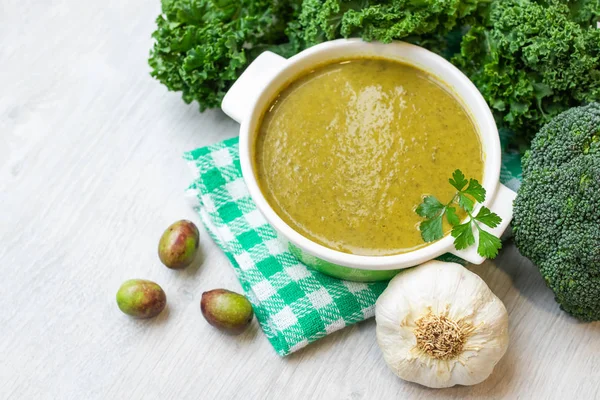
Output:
top-left (449, 183), bottom-right (516, 265)
top-left (221, 51), bottom-right (288, 124)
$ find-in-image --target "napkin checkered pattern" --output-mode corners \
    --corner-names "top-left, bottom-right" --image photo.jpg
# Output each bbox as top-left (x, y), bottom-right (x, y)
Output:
top-left (185, 136), bottom-right (522, 356)
top-left (185, 137), bottom-right (388, 356)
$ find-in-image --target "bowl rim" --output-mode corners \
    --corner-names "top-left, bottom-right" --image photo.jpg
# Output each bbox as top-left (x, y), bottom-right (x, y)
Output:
top-left (238, 38), bottom-right (501, 270)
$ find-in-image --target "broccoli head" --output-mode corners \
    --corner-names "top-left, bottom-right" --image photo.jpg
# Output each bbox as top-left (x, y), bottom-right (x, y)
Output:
top-left (512, 102), bottom-right (600, 321)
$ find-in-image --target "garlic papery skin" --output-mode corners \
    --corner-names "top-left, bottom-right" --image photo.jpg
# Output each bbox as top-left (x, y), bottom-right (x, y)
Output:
top-left (375, 261), bottom-right (509, 388)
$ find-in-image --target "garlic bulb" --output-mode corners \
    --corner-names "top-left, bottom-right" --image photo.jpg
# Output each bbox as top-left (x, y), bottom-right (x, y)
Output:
top-left (375, 261), bottom-right (509, 388)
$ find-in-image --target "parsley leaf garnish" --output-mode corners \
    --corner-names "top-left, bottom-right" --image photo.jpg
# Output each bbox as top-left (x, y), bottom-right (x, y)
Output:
top-left (474, 206), bottom-right (502, 228)
top-left (464, 179), bottom-right (485, 202)
top-left (449, 169), bottom-right (468, 191)
top-left (416, 196), bottom-right (445, 219)
top-left (416, 169), bottom-right (503, 259)
top-left (477, 230), bottom-right (502, 259)
top-left (445, 206), bottom-right (460, 226)
top-left (458, 192), bottom-right (475, 212)
top-left (420, 216), bottom-right (445, 242)
top-left (451, 222), bottom-right (475, 250)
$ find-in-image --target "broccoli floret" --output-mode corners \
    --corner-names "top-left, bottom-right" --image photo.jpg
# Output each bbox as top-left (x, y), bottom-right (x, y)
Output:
top-left (513, 103), bottom-right (600, 321)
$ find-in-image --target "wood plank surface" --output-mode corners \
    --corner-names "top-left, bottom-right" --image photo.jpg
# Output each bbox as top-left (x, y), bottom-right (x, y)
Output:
top-left (1, 1), bottom-right (599, 399)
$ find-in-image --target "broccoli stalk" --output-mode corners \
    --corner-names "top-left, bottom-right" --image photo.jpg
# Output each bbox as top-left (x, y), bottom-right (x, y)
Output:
top-left (512, 102), bottom-right (600, 321)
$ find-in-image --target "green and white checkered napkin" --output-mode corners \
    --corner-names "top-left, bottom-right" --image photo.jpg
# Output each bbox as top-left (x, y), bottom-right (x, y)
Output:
top-left (185, 134), bottom-right (522, 356)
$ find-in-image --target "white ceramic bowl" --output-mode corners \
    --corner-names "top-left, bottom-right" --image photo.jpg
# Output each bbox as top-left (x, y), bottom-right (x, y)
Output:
top-left (222, 39), bottom-right (516, 281)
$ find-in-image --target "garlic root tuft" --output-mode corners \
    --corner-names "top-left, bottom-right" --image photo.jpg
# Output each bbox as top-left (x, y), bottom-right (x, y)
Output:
top-left (413, 306), bottom-right (476, 361)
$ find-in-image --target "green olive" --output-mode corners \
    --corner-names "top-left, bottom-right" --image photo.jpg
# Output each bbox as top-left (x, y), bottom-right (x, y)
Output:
top-left (201, 289), bottom-right (254, 334)
top-left (116, 279), bottom-right (166, 318)
top-left (158, 220), bottom-right (199, 269)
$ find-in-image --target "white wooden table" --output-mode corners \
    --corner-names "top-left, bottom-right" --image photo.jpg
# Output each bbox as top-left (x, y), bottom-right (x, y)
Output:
top-left (2, 1), bottom-right (599, 399)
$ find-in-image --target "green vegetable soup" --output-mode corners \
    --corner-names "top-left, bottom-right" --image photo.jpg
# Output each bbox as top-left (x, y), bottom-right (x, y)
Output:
top-left (254, 58), bottom-right (484, 256)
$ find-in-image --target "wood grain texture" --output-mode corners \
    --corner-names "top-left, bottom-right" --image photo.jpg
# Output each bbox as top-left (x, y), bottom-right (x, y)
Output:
top-left (1, 1), bottom-right (599, 399)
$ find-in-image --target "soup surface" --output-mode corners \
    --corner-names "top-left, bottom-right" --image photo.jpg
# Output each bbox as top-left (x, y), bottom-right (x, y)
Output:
top-left (254, 58), bottom-right (483, 256)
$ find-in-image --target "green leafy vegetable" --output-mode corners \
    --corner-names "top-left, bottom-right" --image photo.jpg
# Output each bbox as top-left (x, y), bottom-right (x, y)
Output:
top-left (148, 0), bottom-right (302, 111)
top-left (148, 0), bottom-right (599, 152)
top-left (462, 179), bottom-right (485, 202)
top-left (453, 0), bottom-right (600, 149)
top-left (451, 222), bottom-right (475, 250)
top-left (477, 230), bottom-right (502, 259)
top-left (415, 196), bottom-right (445, 218)
top-left (287, 0), bottom-right (488, 47)
top-left (419, 216), bottom-right (445, 242)
top-left (445, 206), bottom-right (460, 226)
top-left (416, 169), bottom-right (503, 259)
top-left (149, 0), bottom-right (488, 111)
top-left (474, 207), bottom-right (501, 228)
top-left (448, 169), bottom-right (468, 191)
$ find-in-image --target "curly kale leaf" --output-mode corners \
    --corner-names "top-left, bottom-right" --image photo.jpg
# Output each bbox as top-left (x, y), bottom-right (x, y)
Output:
top-left (288, 0), bottom-right (488, 48)
top-left (149, 0), bottom-right (302, 111)
top-left (454, 0), bottom-right (600, 149)
top-left (149, 0), bottom-right (488, 111)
